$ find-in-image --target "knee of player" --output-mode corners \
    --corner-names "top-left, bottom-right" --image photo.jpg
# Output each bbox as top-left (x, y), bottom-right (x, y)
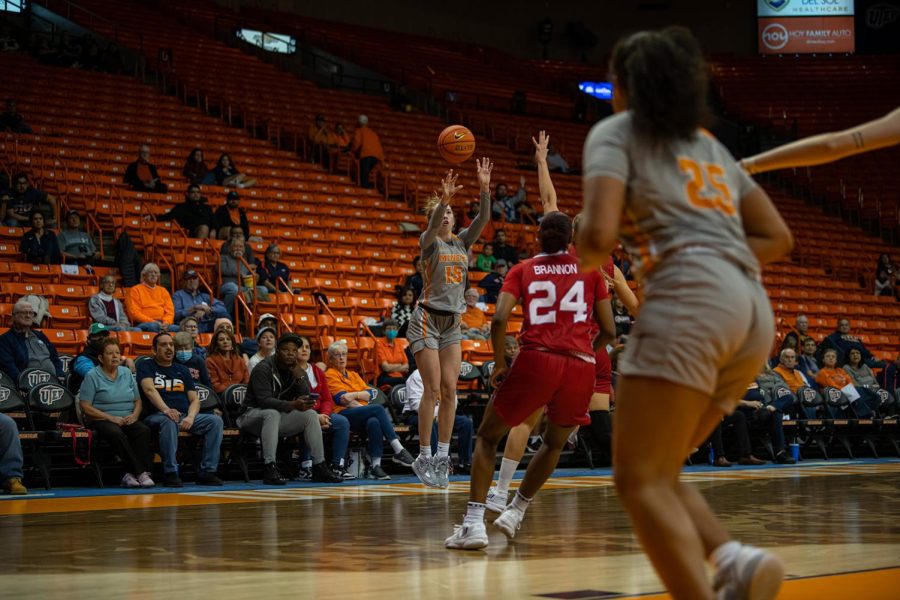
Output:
top-left (612, 466), bottom-right (660, 498)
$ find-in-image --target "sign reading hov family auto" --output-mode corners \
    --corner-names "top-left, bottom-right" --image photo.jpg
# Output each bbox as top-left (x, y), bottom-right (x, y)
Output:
top-left (758, 0), bottom-right (855, 16)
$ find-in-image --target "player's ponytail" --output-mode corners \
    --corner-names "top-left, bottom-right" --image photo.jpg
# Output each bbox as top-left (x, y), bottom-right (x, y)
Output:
top-left (610, 26), bottom-right (709, 141)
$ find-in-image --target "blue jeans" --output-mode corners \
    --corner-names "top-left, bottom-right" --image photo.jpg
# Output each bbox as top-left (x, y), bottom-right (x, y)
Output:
top-left (220, 282), bottom-right (268, 317)
top-left (339, 404), bottom-right (396, 459)
top-left (106, 325), bottom-right (141, 332)
top-left (137, 322), bottom-right (179, 333)
top-left (300, 412), bottom-right (350, 467)
top-left (0, 414), bottom-right (24, 480)
top-left (143, 412), bottom-right (223, 475)
top-left (404, 412), bottom-right (474, 465)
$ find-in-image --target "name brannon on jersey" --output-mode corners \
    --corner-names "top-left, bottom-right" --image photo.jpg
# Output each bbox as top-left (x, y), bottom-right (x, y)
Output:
top-left (533, 263), bottom-right (579, 276)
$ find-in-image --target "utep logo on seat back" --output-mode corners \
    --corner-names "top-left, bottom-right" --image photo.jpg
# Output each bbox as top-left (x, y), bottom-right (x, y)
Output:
top-left (826, 387), bottom-right (845, 405)
top-left (28, 371), bottom-right (52, 387)
top-left (459, 362), bottom-right (473, 377)
top-left (197, 387), bottom-right (209, 403)
top-left (232, 386), bottom-right (247, 406)
top-left (763, 0), bottom-right (789, 11)
top-left (39, 385), bottom-right (65, 407)
top-left (0, 387), bottom-right (10, 405)
top-left (395, 387), bottom-right (406, 404)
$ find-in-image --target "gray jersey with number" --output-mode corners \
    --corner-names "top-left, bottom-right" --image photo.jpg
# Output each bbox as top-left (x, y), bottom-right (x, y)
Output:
top-left (582, 111), bottom-right (760, 280)
top-left (418, 233), bottom-right (469, 314)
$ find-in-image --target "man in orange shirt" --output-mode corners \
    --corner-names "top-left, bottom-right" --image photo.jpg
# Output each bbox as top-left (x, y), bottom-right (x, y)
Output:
top-left (375, 319), bottom-right (409, 387)
top-left (351, 114), bottom-right (384, 189)
top-left (772, 349), bottom-right (811, 394)
top-left (461, 288), bottom-right (489, 340)
top-left (126, 263), bottom-right (178, 333)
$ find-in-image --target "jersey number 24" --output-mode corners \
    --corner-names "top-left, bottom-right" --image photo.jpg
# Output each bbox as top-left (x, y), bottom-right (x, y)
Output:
top-left (528, 280), bottom-right (588, 324)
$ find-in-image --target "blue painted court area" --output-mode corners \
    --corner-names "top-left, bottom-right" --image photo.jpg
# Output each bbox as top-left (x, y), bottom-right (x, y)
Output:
top-left (3, 458), bottom-right (898, 502)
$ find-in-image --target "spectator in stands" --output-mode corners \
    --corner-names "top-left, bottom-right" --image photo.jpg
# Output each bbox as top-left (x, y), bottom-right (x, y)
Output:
top-left (69, 322), bottom-right (136, 391)
top-left (89, 275), bottom-right (138, 332)
top-left (874, 254), bottom-right (896, 298)
top-left (881, 353), bottom-right (900, 400)
top-left (173, 270), bottom-right (229, 334)
top-left (0, 411), bottom-right (26, 494)
top-left (218, 228), bottom-right (256, 263)
top-left (332, 122), bottom-right (350, 151)
top-left (768, 336), bottom-right (799, 368)
top-left (308, 114), bottom-right (332, 168)
top-left (612, 296), bottom-right (633, 337)
top-left (182, 148), bottom-right (215, 186)
top-left (173, 331), bottom-right (212, 388)
top-left (212, 190), bottom-right (250, 241)
top-left (178, 317), bottom-right (205, 356)
top-left (475, 243), bottom-right (497, 272)
top-left (78, 337), bottom-right (154, 488)
top-left (246, 327), bottom-right (276, 371)
top-left (478, 259), bottom-right (508, 304)
top-left (123, 145), bottom-right (168, 193)
top-left (706, 409), bottom-right (767, 467)
top-left (239, 333), bottom-right (342, 485)
top-left (545, 144), bottom-right (572, 173)
top-left (0, 99), bottom-right (32, 134)
top-left (772, 348), bottom-right (812, 395)
top-left (460, 288), bottom-right (489, 340)
top-left (20, 209), bottom-right (61, 265)
top-left (405, 256), bottom-right (424, 299)
top-left (237, 313), bottom-right (278, 359)
top-left (125, 263), bottom-right (179, 333)
top-left (57, 210), bottom-right (97, 265)
top-left (213, 153), bottom-right (256, 189)
top-left (791, 314), bottom-right (812, 345)
top-left (325, 341), bottom-right (414, 479)
top-left (797, 337), bottom-right (820, 382)
top-left (219, 239), bottom-right (269, 318)
top-left (492, 229), bottom-right (519, 265)
top-left (150, 184), bottom-right (214, 239)
top-left (0, 298), bottom-right (65, 381)
top-left (205, 330), bottom-right (250, 394)
top-left (816, 348), bottom-right (855, 396)
top-left (404, 368), bottom-right (474, 474)
top-left (391, 286), bottom-right (416, 339)
top-left (139, 332), bottom-right (223, 487)
top-left (214, 318), bottom-right (234, 335)
top-left (257, 244), bottom-right (291, 293)
top-left (294, 335), bottom-right (352, 478)
top-left (491, 177), bottom-right (528, 223)
top-left (351, 114), bottom-right (384, 189)
top-left (375, 319), bottom-right (409, 387)
top-left (844, 348), bottom-right (895, 414)
top-left (820, 318), bottom-right (882, 367)
top-left (4, 172), bottom-right (57, 227)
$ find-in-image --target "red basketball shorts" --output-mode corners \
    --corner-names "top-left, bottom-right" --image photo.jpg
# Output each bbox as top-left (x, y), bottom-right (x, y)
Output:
top-left (491, 349), bottom-right (594, 428)
top-left (594, 347), bottom-right (612, 394)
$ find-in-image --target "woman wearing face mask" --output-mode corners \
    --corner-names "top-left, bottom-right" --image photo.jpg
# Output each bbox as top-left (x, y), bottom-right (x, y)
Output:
top-left (375, 319), bottom-right (409, 388)
top-left (173, 332), bottom-right (213, 388)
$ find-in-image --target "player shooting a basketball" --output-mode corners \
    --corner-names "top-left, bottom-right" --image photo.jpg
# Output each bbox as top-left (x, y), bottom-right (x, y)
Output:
top-left (409, 159), bottom-right (492, 488)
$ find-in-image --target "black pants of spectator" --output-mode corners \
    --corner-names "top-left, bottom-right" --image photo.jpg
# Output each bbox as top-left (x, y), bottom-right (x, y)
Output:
top-left (359, 156), bottom-right (379, 189)
top-left (89, 419), bottom-right (153, 475)
top-left (377, 373), bottom-right (406, 388)
top-left (713, 410), bottom-right (752, 458)
top-left (313, 143), bottom-right (331, 169)
top-left (741, 406), bottom-right (787, 453)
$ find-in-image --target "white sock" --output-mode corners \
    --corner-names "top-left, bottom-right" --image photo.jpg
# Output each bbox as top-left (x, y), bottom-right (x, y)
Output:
top-left (496, 458), bottom-right (518, 493)
top-left (301, 460), bottom-right (313, 469)
top-left (338, 458), bottom-right (345, 467)
top-left (464, 501), bottom-right (485, 525)
top-left (371, 457), bottom-right (382, 467)
top-left (529, 435), bottom-right (540, 444)
top-left (390, 438), bottom-right (404, 454)
top-left (419, 445), bottom-right (432, 459)
top-left (436, 441), bottom-right (450, 459)
top-left (511, 491), bottom-right (532, 514)
top-left (711, 540), bottom-right (742, 569)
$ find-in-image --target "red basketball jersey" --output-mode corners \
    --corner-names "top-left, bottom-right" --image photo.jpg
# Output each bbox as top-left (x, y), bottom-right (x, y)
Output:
top-left (500, 251), bottom-right (608, 361)
top-left (566, 245), bottom-right (615, 338)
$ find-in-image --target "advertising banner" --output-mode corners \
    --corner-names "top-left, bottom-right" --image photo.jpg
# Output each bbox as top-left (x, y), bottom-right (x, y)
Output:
top-left (758, 16), bottom-right (855, 52)
top-left (757, 0), bottom-right (855, 17)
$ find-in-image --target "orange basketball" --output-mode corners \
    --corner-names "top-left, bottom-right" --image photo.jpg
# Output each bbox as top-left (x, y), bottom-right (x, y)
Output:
top-left (438, 125), bottom-right (476, 164)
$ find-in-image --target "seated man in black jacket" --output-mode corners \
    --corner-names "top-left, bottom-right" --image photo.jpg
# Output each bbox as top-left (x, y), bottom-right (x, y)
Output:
top-left (237, 333), bottom-right (341, 485)
top-left (124, 144), bottom-right (168, 193)
top-left (147, 184), bottom-right (214, 238)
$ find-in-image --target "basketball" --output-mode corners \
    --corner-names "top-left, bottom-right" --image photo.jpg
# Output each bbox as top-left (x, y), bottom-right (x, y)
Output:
top-left (438, 124), bottom-right (476, 163)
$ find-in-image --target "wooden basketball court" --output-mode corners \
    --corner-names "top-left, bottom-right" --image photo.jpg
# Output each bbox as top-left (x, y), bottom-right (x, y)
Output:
top-left (2, 460), bottom-right (899, 599)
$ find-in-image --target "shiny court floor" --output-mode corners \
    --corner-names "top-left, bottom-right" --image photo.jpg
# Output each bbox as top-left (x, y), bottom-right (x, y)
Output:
top-left (1, 461), bottom-right (899, 599)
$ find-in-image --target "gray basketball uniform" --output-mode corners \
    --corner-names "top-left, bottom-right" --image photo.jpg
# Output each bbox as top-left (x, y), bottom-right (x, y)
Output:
top-left (407, 234), bottom-right (469, 354)
top-left (583, 111), bottom-right (775, 409)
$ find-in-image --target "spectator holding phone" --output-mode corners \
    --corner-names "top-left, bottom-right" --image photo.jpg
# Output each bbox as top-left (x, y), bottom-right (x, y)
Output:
top-left (238, 333), bottom-right (341, 485)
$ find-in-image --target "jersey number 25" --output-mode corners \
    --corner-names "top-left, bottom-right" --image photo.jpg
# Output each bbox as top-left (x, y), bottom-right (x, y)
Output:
top-left (528, 280), bottom-right (588, 324)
